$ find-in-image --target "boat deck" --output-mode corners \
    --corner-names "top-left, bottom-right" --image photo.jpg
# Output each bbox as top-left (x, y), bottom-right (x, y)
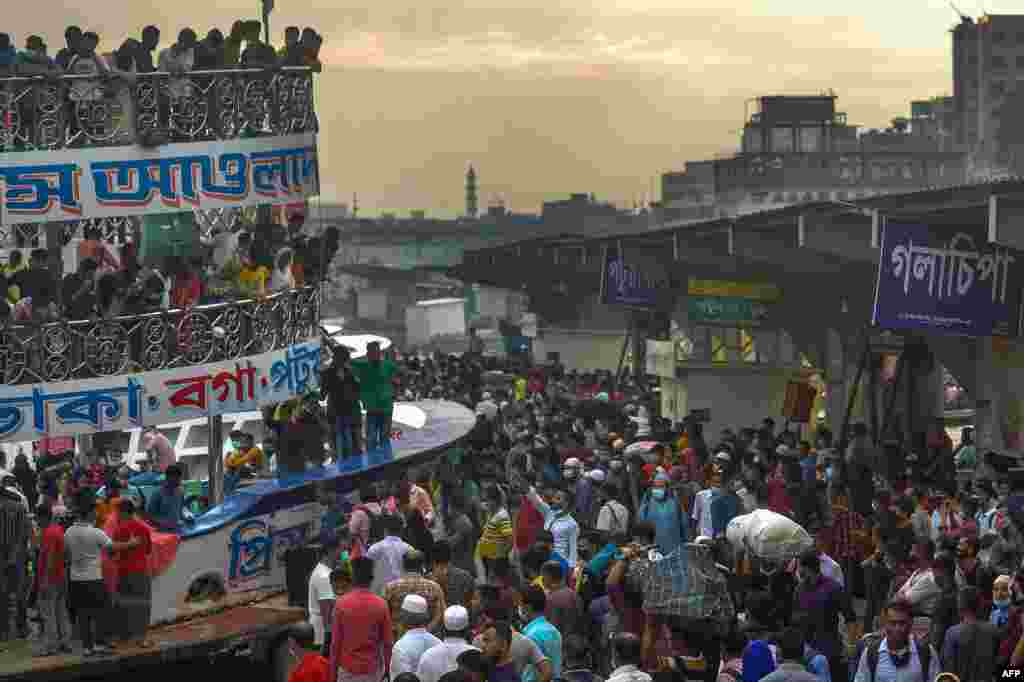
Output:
top-left (0, 591), bottom-right (304, 681)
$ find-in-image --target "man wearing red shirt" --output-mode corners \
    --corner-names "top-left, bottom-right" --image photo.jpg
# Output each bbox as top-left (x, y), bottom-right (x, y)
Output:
top-left (513, 493), bottom-right (543, 569)
top-left (36, 504), bottom-right (72, 656)
top-left (329, 556), bottom-right (394, 682)
top-left (113, 498), bottom-right (154, 648)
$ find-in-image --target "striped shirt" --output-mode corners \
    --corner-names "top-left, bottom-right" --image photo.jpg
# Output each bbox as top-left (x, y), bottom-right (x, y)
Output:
top-left (478, 508), bottom-right (513, 560)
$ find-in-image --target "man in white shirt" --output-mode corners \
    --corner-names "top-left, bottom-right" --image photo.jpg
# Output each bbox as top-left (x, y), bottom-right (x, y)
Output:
top-left (366, 516), bottom-right (414, 594)
top-left (307, 540), bottom-right (337, 652)
top-left (64, 498), bottom-right (118, 657)
top-left (691, 475), bottom-right (722, 541)
top-left (595, 476), bottom-right (631, 540)
top-left (853, 599), bottom-right (939, 682)
top-left (391, 595), bottom-right (442, 676)
top-left (417, 606), bottom-right (478, 682)
top-left (607, 632), bottom-right (652, 682)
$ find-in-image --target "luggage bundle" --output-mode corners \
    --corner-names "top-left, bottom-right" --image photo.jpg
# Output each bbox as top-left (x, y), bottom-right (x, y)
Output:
top-left (725, 509), bottom-right (814, 562)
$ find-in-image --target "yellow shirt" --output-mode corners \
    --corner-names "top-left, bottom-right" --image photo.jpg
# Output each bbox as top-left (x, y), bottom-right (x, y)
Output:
top-left (514, 378), bottom-right (527, 402)
top-left (237, 265), bottom-right (269, 297)
top-left (226, 446), bottom-right (265, 471)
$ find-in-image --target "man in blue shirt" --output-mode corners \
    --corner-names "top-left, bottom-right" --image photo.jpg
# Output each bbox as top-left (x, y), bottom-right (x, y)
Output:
top-left (519, 585), bottom-right (561, 682)
top-left (147, 464), bottom-right (185, 532)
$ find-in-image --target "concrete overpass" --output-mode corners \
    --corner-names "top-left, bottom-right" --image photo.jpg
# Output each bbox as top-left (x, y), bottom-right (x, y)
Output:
top-left (450, 178), bottom-right (1024, 452)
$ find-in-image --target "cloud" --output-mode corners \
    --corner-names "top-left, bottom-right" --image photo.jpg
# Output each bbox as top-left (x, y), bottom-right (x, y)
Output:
top-left (9, 2), bottom-right (954, 215)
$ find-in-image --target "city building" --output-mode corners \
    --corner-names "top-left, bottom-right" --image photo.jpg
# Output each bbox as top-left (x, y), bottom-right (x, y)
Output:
top-left (660, 94), bottom-right (966, 223)
top-left (952, 14), bottom-right (1024, 165)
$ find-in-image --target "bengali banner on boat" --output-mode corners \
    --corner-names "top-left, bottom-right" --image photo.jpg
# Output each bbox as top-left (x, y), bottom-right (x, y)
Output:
top-left (0, 341), bottom-right (320, 442)
top-left (872, 221), bottom-right (1024, 337)
top-left (0, 133), bottom-right (319, 226)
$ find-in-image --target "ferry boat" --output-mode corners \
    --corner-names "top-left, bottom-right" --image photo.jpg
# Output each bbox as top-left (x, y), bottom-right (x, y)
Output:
top-left (0, 57), bottom-right (476, 682)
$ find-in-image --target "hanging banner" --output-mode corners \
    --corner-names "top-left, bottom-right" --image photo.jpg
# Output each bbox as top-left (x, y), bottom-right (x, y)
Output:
top-left (688, 296), bottom-right (770, 325)
top-left (687, 278), bottom-right (781, 302)
top-left (0, 132), bottom-right (319, 226)
top-left (872, 221), bottom-right (1024, 337)
top-left (599, 251), bottom-right (666, 307)
top-left (0, 340), bottom-right (320, 442)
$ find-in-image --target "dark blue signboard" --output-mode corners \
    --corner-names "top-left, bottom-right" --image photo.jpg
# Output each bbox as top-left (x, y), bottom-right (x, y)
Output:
top-left (872, 221), bottom-right (1024, 337)
top-left (600, 254), bottom-right (663, 307)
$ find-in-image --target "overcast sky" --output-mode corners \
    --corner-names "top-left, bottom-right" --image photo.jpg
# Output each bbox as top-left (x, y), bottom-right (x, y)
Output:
top-left (8, 1), bottom-right (1008, 216)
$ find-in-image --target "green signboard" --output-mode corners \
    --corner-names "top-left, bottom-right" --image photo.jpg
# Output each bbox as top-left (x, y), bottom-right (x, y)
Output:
top-left (139, 211), bottom-right (201, 263)
top-left (688, 296), bottom-right (770, 325)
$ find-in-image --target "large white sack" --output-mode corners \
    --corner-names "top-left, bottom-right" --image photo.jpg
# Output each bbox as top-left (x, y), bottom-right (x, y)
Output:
top-left (726, 512), bottom-right (755, 550)
top-left (727, 509), bottom-right (813, 561)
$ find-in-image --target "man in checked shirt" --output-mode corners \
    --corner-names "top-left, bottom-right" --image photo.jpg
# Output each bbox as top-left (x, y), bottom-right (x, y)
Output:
top-left (0, 485), bottom-right (31, 644)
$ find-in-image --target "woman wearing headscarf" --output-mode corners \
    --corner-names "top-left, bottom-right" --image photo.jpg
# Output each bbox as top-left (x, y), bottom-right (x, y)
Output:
top-left (637, 473), bottom-right (687, 556)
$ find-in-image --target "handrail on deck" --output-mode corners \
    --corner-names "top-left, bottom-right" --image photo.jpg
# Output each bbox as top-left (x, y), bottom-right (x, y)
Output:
top-left (0, 285), bottom-right (321, 385)
top-left (0, 66), bottom-right (317, 150)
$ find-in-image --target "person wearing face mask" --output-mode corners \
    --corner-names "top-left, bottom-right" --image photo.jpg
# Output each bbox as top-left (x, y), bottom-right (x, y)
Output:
top-left (526, 483), bottom-right (580, 566)
top-left (638, 473), bottom-right (687, 556)
top-left (852, 598), bottom-right (939, 682)
top-left (989, 574), bottom-right (1013, 626)
top-left (794, 550), bottom-right (858, 681)
top-left (477, 487), bottom-right (513, 583)
top-left (563, 458), bottom-right (594, 523)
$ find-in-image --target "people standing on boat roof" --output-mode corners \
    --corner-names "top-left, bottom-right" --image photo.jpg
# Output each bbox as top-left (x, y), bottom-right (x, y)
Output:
top-left (146, 464), bottom-right (185, 532)
top-left (141, 426), bottom-right (176, 473)
top-left (322, 345), bottom-right (364, 471)
top-left (351, 341), bottom-right (399, 452)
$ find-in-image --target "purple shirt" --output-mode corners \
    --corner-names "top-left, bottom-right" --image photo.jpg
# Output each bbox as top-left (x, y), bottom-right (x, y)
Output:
top-left (795, 576), bottom-right (854, 659)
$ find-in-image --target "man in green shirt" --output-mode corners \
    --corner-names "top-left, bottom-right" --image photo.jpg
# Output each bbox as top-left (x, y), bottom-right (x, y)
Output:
top-left (350, 341), bottom-right (398, 451)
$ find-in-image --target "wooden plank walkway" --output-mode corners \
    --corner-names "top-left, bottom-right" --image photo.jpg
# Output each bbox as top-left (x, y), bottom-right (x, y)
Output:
top-left (0, 591), bottom-right (304, 681)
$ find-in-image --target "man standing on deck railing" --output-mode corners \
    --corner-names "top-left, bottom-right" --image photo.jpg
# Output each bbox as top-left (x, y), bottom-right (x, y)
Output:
top-left (351, 342), bottom-right (398, 453)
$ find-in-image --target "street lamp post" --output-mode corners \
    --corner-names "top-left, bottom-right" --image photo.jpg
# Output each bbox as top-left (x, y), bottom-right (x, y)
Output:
top-left (261, 0), bottom-right (273, 44)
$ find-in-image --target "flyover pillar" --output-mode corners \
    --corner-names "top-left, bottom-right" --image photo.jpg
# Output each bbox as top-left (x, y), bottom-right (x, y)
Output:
top-left (974, 338), bottom-right (1024, 454)
top-left (823, 328), bottom-right (849, 442)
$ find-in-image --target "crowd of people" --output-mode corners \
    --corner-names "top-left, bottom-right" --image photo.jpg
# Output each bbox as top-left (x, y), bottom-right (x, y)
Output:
top-left (0, 21), bottom-right (323, 149)
top-left (298, 351), bottom-right (1024, 682)
top-left (4, 340), bottom-right (1024, 682)
top-left (0, 22), bottom-right (323, 78)
top-left (0, 219), bottom-right (339, 324)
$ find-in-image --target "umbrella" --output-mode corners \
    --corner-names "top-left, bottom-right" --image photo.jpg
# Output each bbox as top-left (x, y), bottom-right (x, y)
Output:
top-left (625, 441), bottom-right (661, 456)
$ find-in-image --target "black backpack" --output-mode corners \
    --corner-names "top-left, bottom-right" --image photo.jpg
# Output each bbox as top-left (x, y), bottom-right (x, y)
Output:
top-left (358, 504), bottom-right (396, 545)
top-left (863, 633), bottom-right (932, 682)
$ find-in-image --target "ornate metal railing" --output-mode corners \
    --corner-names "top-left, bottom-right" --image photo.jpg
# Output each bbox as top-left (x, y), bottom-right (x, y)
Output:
top-left (0, 285), bottom-right (320, 385)
top-left (0, 66), bottom-right (316, 151)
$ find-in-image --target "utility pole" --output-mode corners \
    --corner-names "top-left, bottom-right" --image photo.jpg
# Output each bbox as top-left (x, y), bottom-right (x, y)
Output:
top-left (261, 0), bottom-right (274, 44)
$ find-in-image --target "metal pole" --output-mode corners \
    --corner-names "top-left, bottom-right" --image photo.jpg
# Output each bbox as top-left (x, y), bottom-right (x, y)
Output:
top-left (262, 3), bottom-right (271, 44)
top-left (839, 330), bottom-right (870, 453)
top-left (208, 415), bottom-right (224, 507)
top-left (880, 351), bottom-right (907, 442)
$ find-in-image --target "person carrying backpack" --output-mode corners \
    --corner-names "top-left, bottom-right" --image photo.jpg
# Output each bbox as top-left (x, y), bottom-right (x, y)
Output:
top-left (852, 598), bottom-right (939, 682)
top-left (349, 483), bottom-right (394, 558)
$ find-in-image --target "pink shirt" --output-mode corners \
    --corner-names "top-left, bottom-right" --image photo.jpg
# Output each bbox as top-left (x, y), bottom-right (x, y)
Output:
top-left (410, 484), bottom-right (435, 524)
top-left (142, 431), bottom-right (176, 472)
